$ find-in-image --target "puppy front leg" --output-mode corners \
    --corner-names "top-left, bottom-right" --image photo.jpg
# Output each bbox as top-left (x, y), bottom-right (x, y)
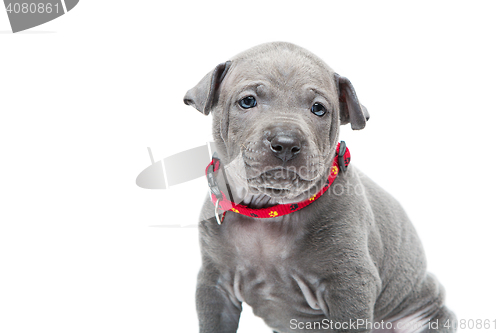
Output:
top-left (322, 273), bottom-right (380, 333)
top-left (196, 263), bottom-right (242, 333)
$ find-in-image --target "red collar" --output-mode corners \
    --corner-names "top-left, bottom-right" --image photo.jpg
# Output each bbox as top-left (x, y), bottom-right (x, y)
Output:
top-left (206, 141), bottom-right (350, 223)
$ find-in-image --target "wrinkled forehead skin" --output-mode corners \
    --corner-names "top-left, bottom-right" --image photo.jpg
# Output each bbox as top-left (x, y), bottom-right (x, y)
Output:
top-left (222, 43), bottom-right (338, 107)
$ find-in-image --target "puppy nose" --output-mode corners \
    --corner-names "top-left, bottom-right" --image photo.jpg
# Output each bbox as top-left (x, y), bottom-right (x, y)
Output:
top-left (270, 135), bottom-right (301, 162)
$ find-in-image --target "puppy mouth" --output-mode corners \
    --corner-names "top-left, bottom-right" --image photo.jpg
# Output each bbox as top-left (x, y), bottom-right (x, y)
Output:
top-left (240, 148), bottom-right (328, 199)
top-left (247, 168), bottom-right (315, 198)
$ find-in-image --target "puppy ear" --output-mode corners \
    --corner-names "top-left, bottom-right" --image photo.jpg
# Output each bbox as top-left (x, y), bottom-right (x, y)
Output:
top-left (183, 61), bottom-right (232, 115)
top-left (334, 73), bottom-right (369, 130)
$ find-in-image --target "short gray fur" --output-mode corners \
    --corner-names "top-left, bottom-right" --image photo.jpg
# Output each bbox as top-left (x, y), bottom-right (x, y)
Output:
top-left (183, 42), bottom-right (456, 333)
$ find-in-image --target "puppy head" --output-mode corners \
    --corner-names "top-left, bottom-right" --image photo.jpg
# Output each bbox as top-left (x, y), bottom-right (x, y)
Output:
top-left (184, 42), bottom-right (368, 203)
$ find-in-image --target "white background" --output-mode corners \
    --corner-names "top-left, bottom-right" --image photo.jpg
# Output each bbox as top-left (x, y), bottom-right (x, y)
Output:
top-left (1, 1), bottom-right (499, 332)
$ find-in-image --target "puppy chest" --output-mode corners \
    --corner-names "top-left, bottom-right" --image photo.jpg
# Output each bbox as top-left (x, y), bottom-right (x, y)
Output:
top-left (219, 262), bottom-right (328, 328)
top-left (218, 216), bottom-right (328, 320)
top-left (221, 214), bottom-right (304, 267)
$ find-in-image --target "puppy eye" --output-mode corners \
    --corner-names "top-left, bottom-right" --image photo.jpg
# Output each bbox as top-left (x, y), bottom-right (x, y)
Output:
top-left (311, 102), bottom-right (326, 117)
top-left (239, 96), bottom-right (257, 109)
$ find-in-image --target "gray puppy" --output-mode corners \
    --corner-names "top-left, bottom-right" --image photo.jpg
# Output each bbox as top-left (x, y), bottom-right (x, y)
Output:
top-left (183, 42), bottom-right (456, 333)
